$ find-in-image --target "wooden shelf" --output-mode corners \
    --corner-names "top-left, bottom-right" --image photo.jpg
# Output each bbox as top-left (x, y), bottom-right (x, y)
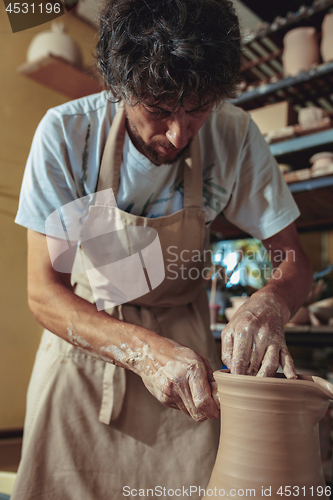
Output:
top-left (269, 128), bottom-right (333, 158)
top-left (17, 55), bottom-right (104, 99)
top-left (233, 61), bottom-right (333, 112)
top-left (242, 0), bottom-right (333, 46)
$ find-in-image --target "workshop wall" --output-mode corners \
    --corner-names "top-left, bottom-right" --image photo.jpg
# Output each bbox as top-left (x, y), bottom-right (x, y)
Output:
top-left (0, 4), bottom-right (97, 429)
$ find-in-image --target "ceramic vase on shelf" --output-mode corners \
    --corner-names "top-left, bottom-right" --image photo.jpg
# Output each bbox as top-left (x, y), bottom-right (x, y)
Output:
top-left (321, 13), bottom-right (333, 63)
top-left (282, 27), bottom-right (320, 77)
top-left (310, 152), bottom-right (333, 169)
top-left (27, 21), bottom-right (83, 69)
top-left (202, 370), bottom-right (333, 499)
top-left (298, 106), bottom-right (328, 126)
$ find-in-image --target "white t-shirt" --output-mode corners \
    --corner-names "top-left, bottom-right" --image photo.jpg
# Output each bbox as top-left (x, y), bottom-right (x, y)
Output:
top-left (15, 91), bottom-right (299, 240)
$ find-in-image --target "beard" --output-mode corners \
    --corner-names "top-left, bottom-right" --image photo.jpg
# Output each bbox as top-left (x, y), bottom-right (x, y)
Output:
top-left (125, 114), bottom-right (192, 166)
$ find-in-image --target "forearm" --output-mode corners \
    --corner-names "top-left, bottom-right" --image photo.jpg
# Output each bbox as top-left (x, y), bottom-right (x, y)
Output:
top-left (259, 226), bottom-right (313, 324)
top-left (28, 275), bottom-right (162, 373)
top-left (28, 276), bottom-right (220, 421)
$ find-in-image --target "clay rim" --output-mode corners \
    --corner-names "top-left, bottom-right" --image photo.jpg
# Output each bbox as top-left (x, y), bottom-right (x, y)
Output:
top-left (213, 369), bottom-right (333, 399)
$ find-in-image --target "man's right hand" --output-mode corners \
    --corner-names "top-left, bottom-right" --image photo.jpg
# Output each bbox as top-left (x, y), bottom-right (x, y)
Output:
top-left (134, 337), bottom-right (220, 422)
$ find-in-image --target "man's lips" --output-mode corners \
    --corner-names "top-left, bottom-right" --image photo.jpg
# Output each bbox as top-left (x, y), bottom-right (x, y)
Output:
top-left (156, 144), bottom-right (181, 156)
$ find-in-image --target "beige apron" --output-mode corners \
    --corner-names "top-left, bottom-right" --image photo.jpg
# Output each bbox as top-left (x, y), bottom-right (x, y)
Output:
top-left (11, 105), bottom-right (220, 500)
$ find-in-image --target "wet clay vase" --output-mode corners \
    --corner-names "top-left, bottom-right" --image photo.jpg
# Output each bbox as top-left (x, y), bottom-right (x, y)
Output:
top-left (321, 13), bottom-right (333, 63)
top-left (202, 371), bottom-right (333, 500)
top-left (282, 27), bottom-right (320, 76)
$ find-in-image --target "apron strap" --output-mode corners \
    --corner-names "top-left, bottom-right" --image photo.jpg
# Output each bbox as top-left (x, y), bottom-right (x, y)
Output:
top-left (99, 363), bottom-right (127, 424)
top-left (183, 134), bottom-right (203, 210)
top-left (97, 102), bottom-right (126, 196)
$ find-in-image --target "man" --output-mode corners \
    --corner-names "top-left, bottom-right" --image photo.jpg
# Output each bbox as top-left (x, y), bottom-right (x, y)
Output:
top-left (12, 0), bottom-right (312, 498)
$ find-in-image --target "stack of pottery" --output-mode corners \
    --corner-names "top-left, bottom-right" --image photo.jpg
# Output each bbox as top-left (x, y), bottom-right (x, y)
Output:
top-left (310, 151), bottom-right (333, 177)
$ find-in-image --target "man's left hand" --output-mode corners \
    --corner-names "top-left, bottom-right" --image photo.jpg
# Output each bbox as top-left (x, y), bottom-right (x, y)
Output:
top-left (221, 290), bottom-right (297, 378)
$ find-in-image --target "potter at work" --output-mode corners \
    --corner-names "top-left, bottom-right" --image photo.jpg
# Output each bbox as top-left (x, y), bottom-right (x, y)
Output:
top-left (12, 0), bottom-right (313, 498)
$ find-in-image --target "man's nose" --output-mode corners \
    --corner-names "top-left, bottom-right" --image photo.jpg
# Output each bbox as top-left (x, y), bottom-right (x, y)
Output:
top-left (165, 114), bottom-right (189, 149)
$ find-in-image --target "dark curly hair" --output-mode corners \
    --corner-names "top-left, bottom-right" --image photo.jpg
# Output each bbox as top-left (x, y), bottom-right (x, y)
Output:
top-left (96, 0), bottom-right (241, 108)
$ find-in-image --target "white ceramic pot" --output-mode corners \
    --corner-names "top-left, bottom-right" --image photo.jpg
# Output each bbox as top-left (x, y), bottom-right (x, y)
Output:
top-left (310, 151), bottom-right (333, 171)
top-left (288, 305), bottom-right (310, 325)
top-left (282, 27), bottom-right (320, 77)
top-left (321, 13), bottom-right (333, 63)
top-left (298, 106), bottom-right (328, 126)
top-left (229, 296), bottom-right (249, 308)
top-left (27, 21), bottom-right (83, 68)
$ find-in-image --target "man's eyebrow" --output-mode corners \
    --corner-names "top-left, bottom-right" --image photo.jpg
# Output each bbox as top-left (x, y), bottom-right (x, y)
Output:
top-left (145, 103), bottom-right (211, 113)
top-left (144, 105), bottom-right (173, 113)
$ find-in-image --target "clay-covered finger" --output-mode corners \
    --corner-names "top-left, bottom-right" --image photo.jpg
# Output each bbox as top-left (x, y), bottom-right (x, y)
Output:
top-left (257, 342), bottom-right (280, 377)
top-left (151, 384), bottom-right (182, 411)
top-left (164, 368), bottom-right (209, 422)
top-left (187, 365), bottom-right (220, 420)
top-left (247, 327), bottom-right (269, 375)
top-left (221, 328), bottom-right (234, 369)
top-left (202, 356), bottom-right (220, 411)
top-left (247, 343), bottom-right (259, 375)
top-left (230, 331), bottom-right (253, 375)
top-left (280, 345), bottom-right (297, 379)
top-left (172, 392), bottom-right (193, 418)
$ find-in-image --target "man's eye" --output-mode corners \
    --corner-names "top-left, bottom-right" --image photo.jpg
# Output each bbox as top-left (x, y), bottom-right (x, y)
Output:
top-left (189, 107), bottom-right (210, 116)
top-left (145, 106), bottom-right (172, 117)
top-left (149, 110), bottom-right (171, 117)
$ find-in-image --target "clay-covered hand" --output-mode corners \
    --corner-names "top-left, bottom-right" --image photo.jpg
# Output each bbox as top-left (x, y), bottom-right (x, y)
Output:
top-left (221, 292), bottom-right (296, 378)
top-left (133, 338), bottom-right (220, 422)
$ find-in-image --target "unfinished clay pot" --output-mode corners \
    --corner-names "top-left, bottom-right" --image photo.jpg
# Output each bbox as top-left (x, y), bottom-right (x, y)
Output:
top-left (282, 27), bottom-right (320, 76)
top-left (202, 371), bottom-right (333, 499)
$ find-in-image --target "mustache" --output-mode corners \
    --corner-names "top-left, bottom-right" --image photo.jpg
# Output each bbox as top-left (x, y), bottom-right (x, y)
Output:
top-left (153, 138), bottom-right (193, 151)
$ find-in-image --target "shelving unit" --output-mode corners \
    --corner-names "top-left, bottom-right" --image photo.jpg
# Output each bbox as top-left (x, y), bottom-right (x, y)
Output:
top-left (211, 1), bottom-right (333, 384)
top-left (238, 0), bottom-right (333, 106)
top-left (270, 128), bottom-right (333, 158)
top-left (211, 0), bottom-right (333, 241)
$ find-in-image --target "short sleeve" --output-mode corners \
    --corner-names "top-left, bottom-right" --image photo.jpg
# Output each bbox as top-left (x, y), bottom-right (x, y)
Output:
top-left (15, 109), bottom-right (84, 235)
top-left (223, 119), bottom-right (300, 240)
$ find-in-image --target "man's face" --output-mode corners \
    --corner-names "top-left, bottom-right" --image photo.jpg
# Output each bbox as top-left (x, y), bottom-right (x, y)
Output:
top-left (124, 99), bottom-right (213, 166)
